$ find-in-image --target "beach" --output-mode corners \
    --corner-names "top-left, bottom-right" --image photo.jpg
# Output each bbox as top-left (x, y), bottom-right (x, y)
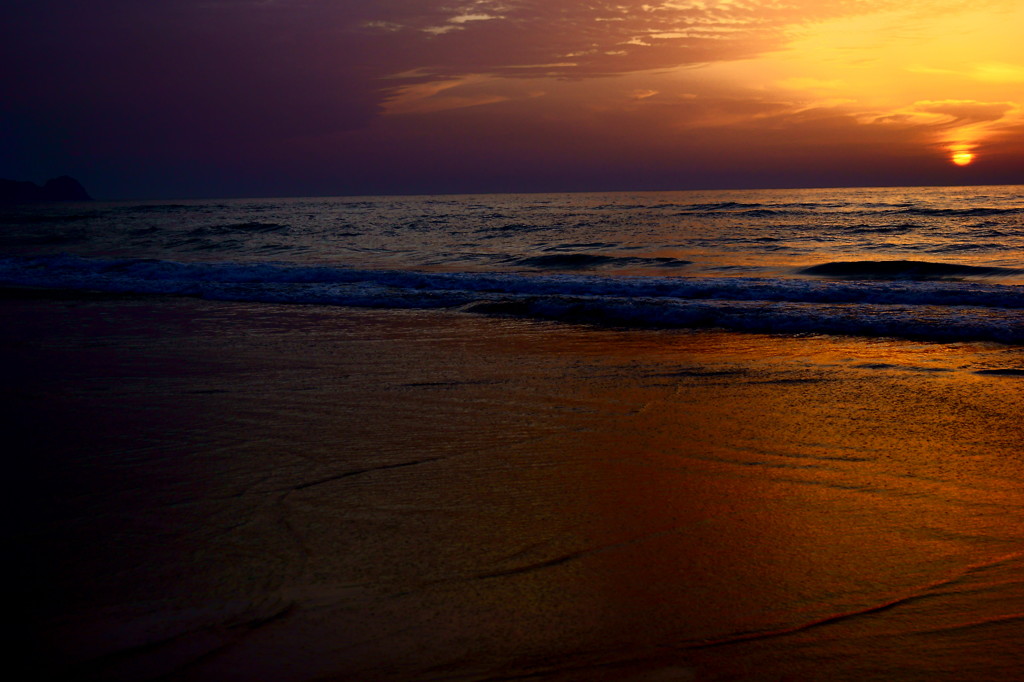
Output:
top-left (7, 292), bottom-right (1023, 681)
top-left (6, 0), bottom-right (1024, 675)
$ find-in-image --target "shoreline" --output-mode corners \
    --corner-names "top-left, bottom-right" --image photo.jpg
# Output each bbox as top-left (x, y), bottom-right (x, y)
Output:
top-left (5, 294), bottom-right (1023, 681)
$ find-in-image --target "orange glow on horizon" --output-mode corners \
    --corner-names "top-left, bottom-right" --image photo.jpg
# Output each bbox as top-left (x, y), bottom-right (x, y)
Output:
top-left (685, 3), bottom-right (1024, 167)
top-left (7, 0), bottom-right (1024, 195)
top-left (368, 0), bottom-right (1024, 182)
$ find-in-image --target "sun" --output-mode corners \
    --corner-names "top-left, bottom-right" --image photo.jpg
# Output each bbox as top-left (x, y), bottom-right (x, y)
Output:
top-left (951, 150), bottom-right (975, 166)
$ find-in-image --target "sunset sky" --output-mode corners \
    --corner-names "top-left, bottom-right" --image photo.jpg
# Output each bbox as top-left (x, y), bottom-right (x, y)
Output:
top-left (2, 0), bottom-right (1022, 198)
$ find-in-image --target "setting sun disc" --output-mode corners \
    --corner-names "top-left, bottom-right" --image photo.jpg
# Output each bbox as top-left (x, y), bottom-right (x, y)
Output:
top-left (951, 151), bottom-right (975, 166)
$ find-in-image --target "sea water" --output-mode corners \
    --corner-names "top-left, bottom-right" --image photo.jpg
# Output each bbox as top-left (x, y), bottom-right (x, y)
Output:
top-left (5, 185), bottom-right (1024, 681)
top-left (1, 184), bottom-right (1021, 343)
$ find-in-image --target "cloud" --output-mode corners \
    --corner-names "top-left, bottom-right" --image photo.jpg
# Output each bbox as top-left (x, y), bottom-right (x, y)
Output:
top-left (352, 0), bottom-right (914, 80)
top-left (854, 98), bottom-right (1024, 160)
top-left (865, 99), bottom-right (1020, 130)
top-left (381, 76), bottom-right (523, 115)
top-left (971, 63), bottom-right (1024, 84)
top-left (911, 100), bottom-right (1017, 125)
top-left (630, 89), bottom-right (660, 100)
top-left (908, 62), bottom-right (1024, 84)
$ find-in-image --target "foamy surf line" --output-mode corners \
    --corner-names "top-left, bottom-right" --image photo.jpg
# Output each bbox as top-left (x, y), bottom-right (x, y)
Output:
top-left (2, 254), bottom-right (1022, 344)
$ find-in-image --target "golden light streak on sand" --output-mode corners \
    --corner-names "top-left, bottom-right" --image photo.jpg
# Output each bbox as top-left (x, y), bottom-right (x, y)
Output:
top-left (10, 298), bottom-right (1024, 680)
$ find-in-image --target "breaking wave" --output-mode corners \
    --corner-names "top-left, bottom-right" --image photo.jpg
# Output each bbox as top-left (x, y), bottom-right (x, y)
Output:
top-left (1, 254), bottom-right (1022, 344)
top-left (515, 253), bottom-right (693, 269)
top-left (800, 260), bottom-right (1022, 281)
top-left (892, 206), bottom-right (1024, 217)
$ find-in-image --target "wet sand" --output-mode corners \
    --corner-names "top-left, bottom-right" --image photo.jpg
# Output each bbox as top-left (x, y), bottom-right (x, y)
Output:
top-left (4, 293), bottom-right (1023, 681)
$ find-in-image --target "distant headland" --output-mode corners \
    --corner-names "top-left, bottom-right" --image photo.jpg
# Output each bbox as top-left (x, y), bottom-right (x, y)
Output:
top-left (0, 176), bottom-right (93, 203)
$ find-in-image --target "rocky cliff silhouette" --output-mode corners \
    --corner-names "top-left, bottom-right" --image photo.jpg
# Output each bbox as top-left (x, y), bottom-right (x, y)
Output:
top-left (0, 176), bottom-right (93, 203)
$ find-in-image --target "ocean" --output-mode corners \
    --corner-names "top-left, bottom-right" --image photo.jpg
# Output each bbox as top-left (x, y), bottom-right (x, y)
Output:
top-left (1, 184), bottom-right (1022, 343)
top-left (3, 185), bottom-right (1023, 681)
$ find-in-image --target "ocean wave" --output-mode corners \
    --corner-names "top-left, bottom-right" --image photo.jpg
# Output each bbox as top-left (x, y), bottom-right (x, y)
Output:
top-left (800, 260), bottom-right (1022, 281)
top-left (974, 368), bottom-right (1024, 377)
top-left (459, 298), bottom-right (1023, 344)
top-left (593, 201), bottom-right (828, 215)
top-left (0, 212), bottom-right (99, 224)
top-left (163, 237), bottom-right (247, 251)
top-left (971, 228), bottom-right (1013, 238)
top-left (1, 255), bottom-right (1022, 344)
top-left (0, 230), bottom-right (88, 246)
top-left (675, 204), bottom-right (815, 217)
top-left (201, 221), bottom-right (291, 234)
top-left (736, 209), bottom-right (786, 217)
top-left (515, 253), bottom-right (692, 269)
top-left (3, 254), bottom-right (1020, 304)
top-left (846, 224), bottom-right (918, 234)
top-left (479, 222), bottom-right (549, 234)
top-left (927, 243), bottom-right (1012, 253)
top-left (686, 202), bottom-right (761, 211)
top-left (891, 207), bottom-right (1023, 217)
top-left (124, 203), bottom-right (193, 211)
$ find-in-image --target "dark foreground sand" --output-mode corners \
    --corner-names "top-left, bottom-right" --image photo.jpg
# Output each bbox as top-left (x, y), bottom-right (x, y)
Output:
top-left (4, 293), bottom-right (1023, 681)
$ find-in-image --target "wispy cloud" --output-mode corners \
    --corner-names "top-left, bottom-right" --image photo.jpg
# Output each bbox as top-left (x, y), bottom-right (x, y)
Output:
top-left (382, 75), bottom-right (525, 115)
top-left (354, 0), bottom-right (914, 79)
